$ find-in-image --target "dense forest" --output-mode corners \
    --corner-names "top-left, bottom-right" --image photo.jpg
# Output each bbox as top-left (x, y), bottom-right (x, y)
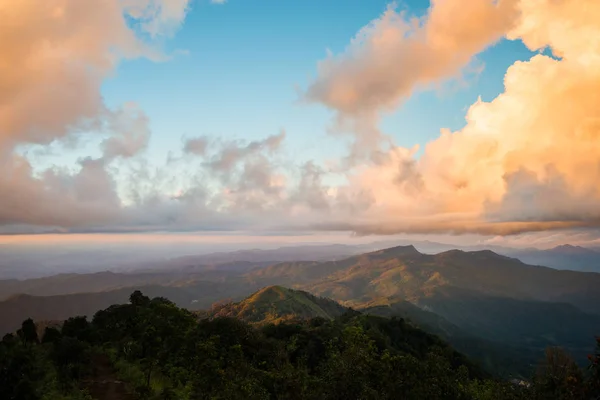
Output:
top-left (1, 291), bottom-right (599, 400)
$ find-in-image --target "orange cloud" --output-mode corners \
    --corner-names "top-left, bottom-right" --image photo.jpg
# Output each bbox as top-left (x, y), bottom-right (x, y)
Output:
top-left (328, 0), bottom-right (600, 235)
top-left (0, 0), bottom-right (189, 231)
top-left (305, 0), bottom-right (518, 153)
top-left (2, 0), bottom-right (599, 239)
top-left (0, 0), bottom-right (189, 152)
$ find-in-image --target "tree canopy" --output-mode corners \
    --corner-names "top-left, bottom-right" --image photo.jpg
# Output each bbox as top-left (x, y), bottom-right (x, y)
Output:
top-left (1, 290), bottom-right (598, 400)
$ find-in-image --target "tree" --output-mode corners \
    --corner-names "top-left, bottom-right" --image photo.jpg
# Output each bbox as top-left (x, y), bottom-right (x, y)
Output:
top-left (41, 327), bottom-right (62, 345)
top-left (62, 316), bottom-right (92, 342)
top-left (18, 318), bottom-right (39, 344)
top-left (533, 347), bottom-right (584, 400)
top-left (0, 341), bottom-right (45, 400)
top-left (130, 290), bottom-right (150, 307)
top-left (2, 333), bottom-right (15, 345)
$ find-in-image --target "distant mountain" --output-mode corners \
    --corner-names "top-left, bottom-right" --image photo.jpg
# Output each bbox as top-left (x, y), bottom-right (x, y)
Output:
top-left (0, 269), bottom-right (255, 301)
top-left (117, 244), bottom-right (372, 273)
top-left (205, 285), bottom-right (348, 324)
top-left (243, 245), bottom-right (600, 365)
top-left (2, 243), bottom-right (599, 372)
top-left (505, 244), bottom-right (600, 273)
top-left (251, 245), bottom-right (600, 315)
top-left (374, 240), bottom-right (600, 273)
top-left (0, 282), bottom-right (253, 335)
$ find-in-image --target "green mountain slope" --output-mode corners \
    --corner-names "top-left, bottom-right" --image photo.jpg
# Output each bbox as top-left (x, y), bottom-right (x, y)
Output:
top-left (207, 285), bottom-right (348, 324)
top-left (244, 246), bottom-right (600, 366)
top-left (284, 246), bottom-right (600, 314)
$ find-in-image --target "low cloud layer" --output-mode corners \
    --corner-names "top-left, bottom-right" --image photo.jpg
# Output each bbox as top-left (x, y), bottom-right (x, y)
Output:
top-left (1, 0), bottom-right (599, 240)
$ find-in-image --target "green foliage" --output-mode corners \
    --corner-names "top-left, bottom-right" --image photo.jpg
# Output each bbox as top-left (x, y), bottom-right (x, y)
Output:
top-left (2, 290), bottom-right (599, 400)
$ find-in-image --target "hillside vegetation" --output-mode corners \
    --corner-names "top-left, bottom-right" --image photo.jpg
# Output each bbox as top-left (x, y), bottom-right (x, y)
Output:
top-left (2, 290), bottom-right (600, 400)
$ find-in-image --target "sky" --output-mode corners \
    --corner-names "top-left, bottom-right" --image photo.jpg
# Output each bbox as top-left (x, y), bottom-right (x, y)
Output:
top-left (1, 0), bottom-right (600, 248)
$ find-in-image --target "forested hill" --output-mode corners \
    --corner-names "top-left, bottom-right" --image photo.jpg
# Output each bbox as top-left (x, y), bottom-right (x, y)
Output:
top-left (2, 290), bottom-right (600, 400)
top-left (204, 285), bottom-right (349, 324)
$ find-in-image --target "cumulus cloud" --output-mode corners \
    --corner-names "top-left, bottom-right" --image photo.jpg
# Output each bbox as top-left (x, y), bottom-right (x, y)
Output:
top-left (0, 0), bottom-right (188, 154)
top-left (305, 0), bottom-right (518, 151)
top-left (2, 0), bottom-right (600, 240)
top-left (0, 0), bottom-right (190, 232)
top-left (322, 0), bottom-right (600, 236)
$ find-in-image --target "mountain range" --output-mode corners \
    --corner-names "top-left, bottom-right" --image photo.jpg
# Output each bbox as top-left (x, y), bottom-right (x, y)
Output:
top-left (1, 244), bottom-right (598, 377)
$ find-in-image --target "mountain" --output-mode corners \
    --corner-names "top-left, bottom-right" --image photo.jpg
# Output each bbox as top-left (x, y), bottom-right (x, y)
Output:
top-left (505, 244), bottom-right (600, 273)
top-left (242, 245), bottom-right (600, 365)
top-left (116, 244), bottom-right (372, 274)
top-left (205, 285), bottom-right (349, 324)
top-left (0, 265), bottom-right (266, 301)
top-left (0, 271), bottom-right (172, 300)
top-left (2, 243), bottom-right (599, 372)
top-left (249, 245), bottom-right (600, 314)
top-left (373, 240), bottom-right (600, 273)
top-left (0, 282), bottom-right (252, 335)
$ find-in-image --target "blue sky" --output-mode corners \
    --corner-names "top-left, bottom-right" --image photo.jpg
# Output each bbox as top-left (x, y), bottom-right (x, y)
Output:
top-left (100, 0), bottom-right (535, 167)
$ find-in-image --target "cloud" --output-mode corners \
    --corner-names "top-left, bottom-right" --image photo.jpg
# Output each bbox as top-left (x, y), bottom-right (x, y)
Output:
top-left (323, 0), bottom-right (600, 236)
top-left (0, 0), bottom-right (189, 231)
top-left (183, 137), bottom-right (209, 156)
top-left (0, 156), bottom-right (121, 229)
top-left (211, 0), bottom-right (227, 4)
top-left (2, 0), bottom-right (600, 241)
top-left (0, 0), bottom-right (188, 155)
top-left (305, 0), bottom-right (518, 152)
top-left (202, 130), bottom-right (286, 172)
top-left (102, 104), bottom-right (151, 161)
